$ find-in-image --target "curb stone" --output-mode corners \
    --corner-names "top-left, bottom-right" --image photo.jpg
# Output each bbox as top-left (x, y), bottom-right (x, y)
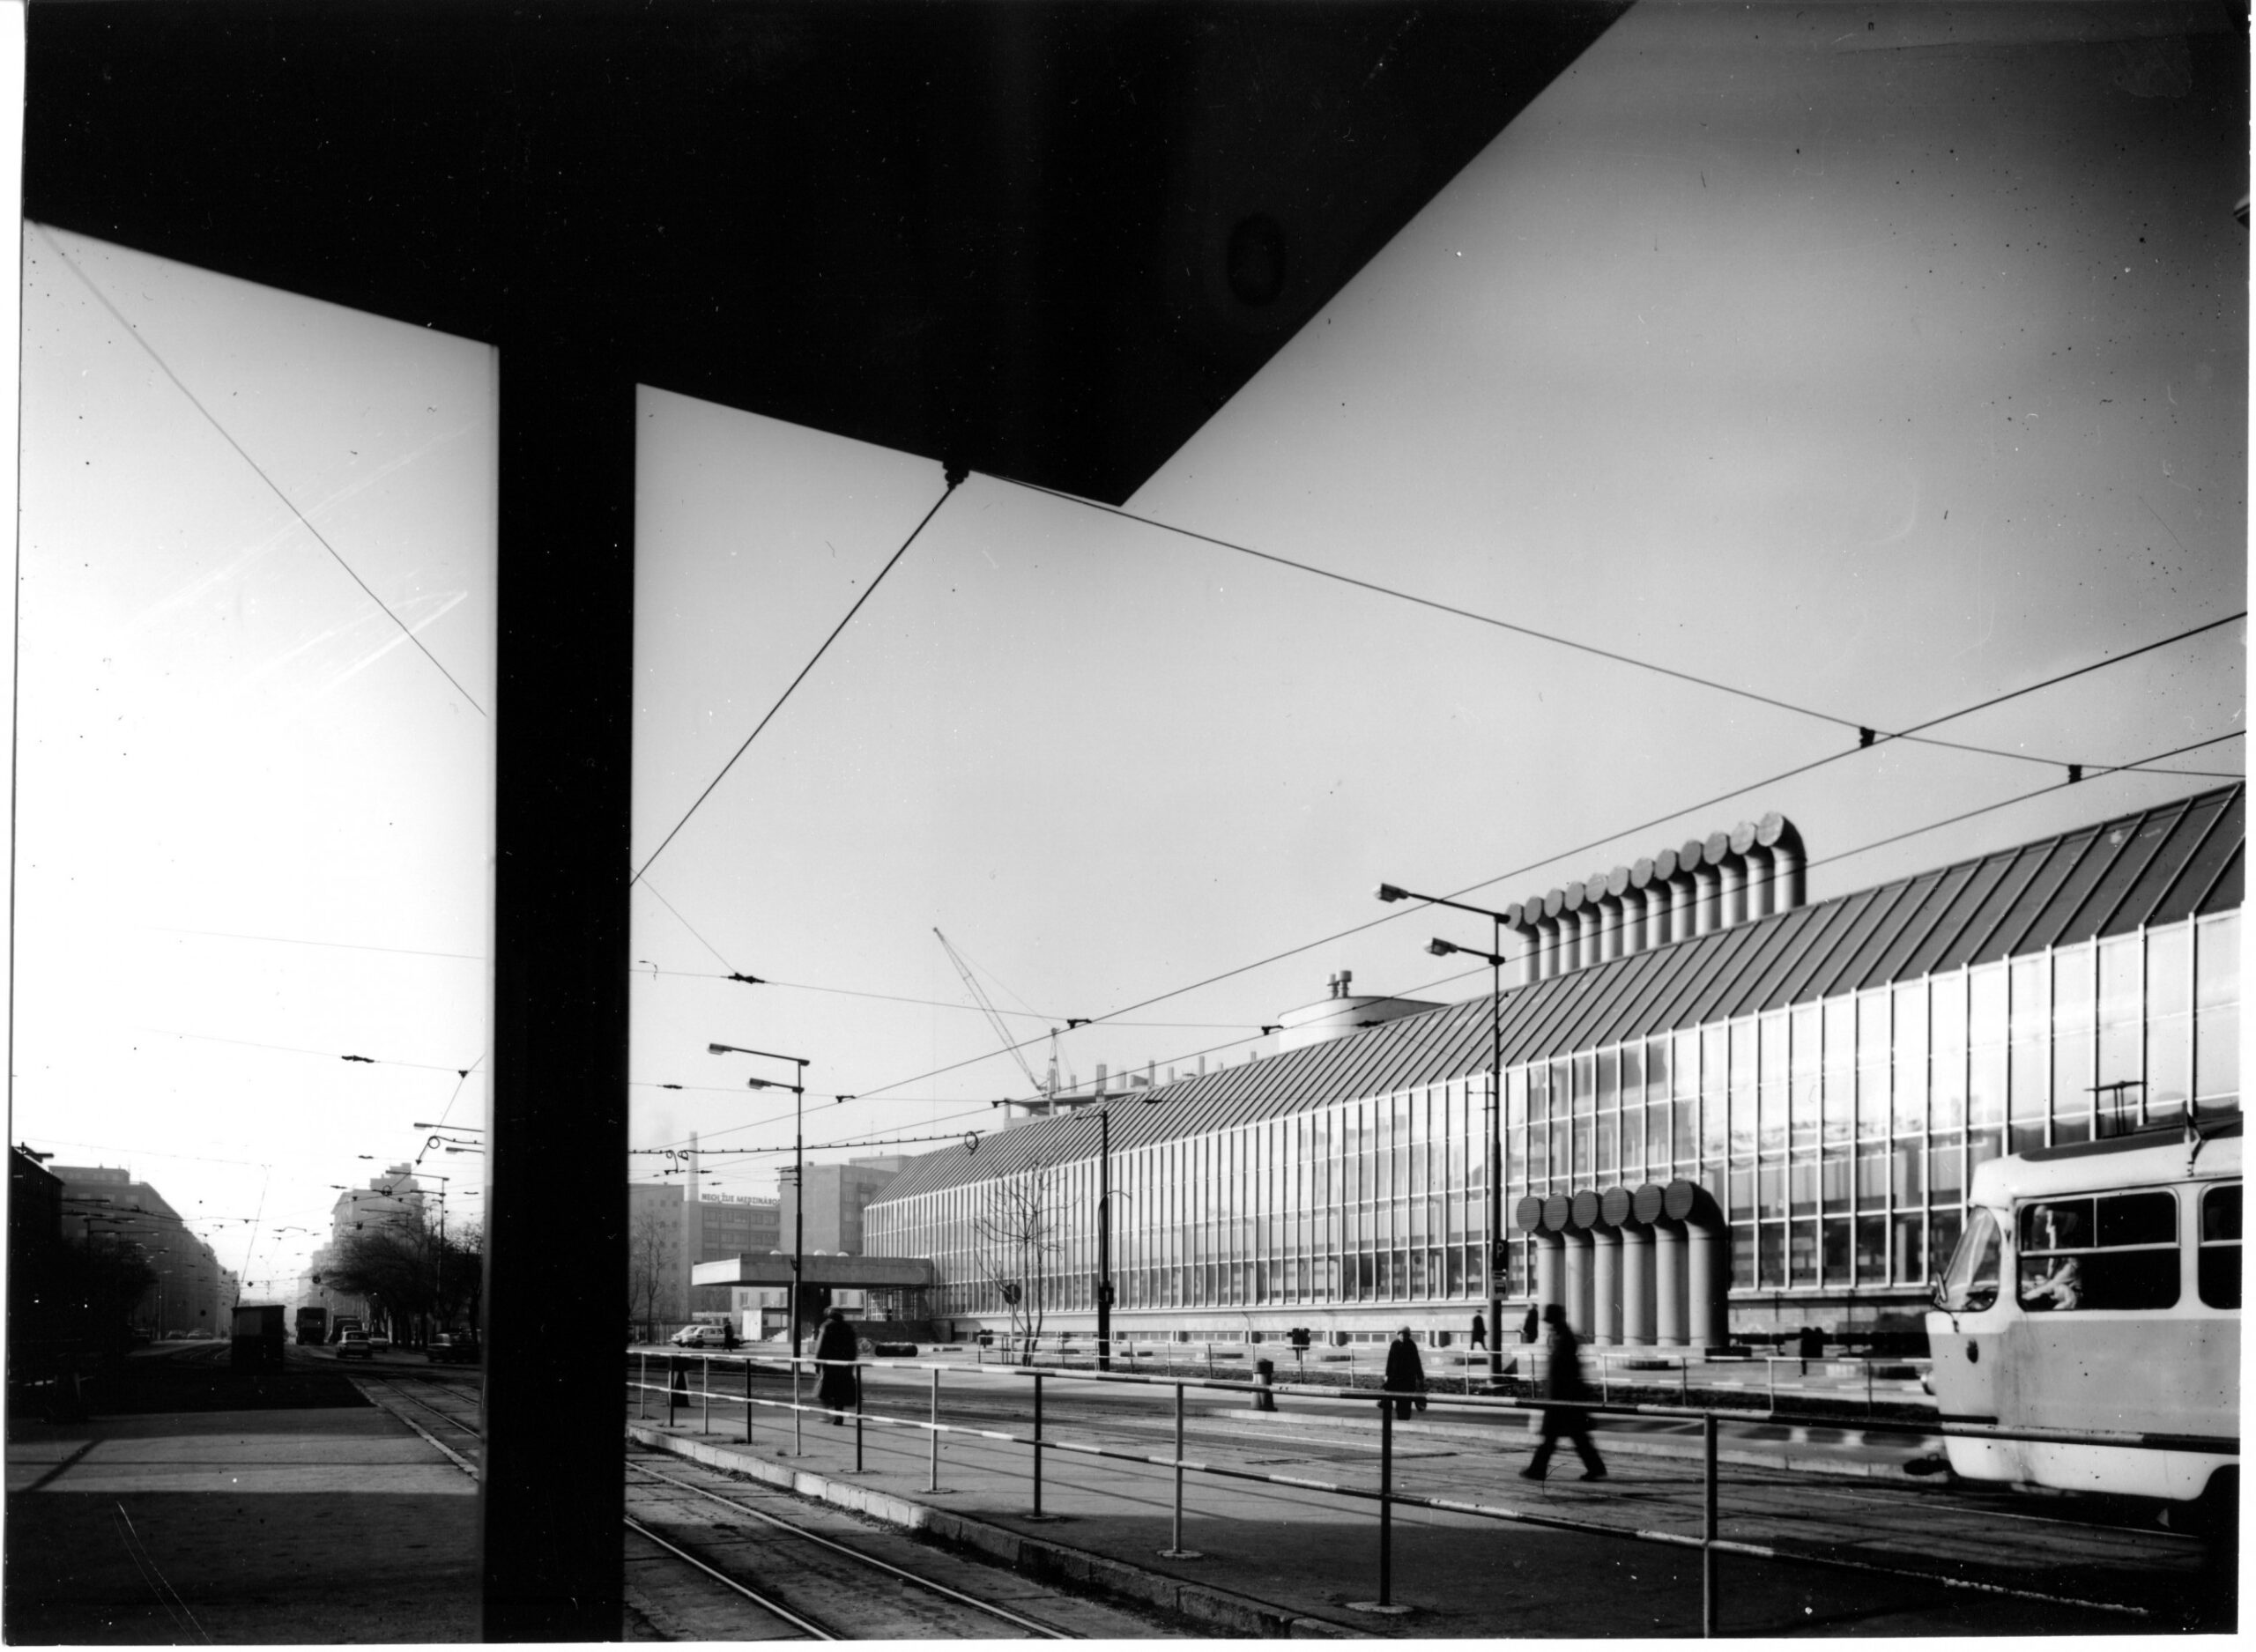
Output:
top-left (625, 1423), bottom-right (1362, 1638)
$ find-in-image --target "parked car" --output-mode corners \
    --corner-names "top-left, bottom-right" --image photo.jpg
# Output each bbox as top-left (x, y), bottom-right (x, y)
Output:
top-left (426, 1334), bottom-right (481, 1365)
top-left (367, 1330), bottom-right (392, 1352)
top-left (335, 1331), bottom-right (373, 1359)
top-left (670, 1323), bottom-right (731, 1348)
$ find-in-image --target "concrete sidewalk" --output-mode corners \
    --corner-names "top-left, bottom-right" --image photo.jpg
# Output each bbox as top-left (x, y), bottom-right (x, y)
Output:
top-left (625, 1388), bottom-right (2135, 1638)
top-left (6, 1404), bottom-right (478, 1642)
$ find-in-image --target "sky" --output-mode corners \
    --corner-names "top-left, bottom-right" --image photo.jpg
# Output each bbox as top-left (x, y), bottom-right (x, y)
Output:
top-left (12, 4), bottom-right (2246, 1293)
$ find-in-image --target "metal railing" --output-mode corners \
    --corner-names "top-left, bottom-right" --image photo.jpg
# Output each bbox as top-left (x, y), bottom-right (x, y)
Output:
top-left (626, 1348), bottom-right (2230, 1635)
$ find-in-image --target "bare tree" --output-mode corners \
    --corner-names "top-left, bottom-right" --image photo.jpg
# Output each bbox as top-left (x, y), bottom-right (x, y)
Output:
top-left (627, 1203), bottom-right (682, 1340)
top-left (971, 1165), bottom-right (1065, 1363)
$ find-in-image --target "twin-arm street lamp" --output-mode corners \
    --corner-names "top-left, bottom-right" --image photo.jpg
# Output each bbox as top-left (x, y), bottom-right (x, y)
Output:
top-left (707, 1043), bottom-right (810, 1359)
top-left (1377, 882), bottom-right (1514, 1382)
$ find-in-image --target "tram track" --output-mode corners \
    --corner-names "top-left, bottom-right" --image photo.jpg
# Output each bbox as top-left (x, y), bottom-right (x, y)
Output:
top-left (345, 1366), bottom-right (1186, 1638)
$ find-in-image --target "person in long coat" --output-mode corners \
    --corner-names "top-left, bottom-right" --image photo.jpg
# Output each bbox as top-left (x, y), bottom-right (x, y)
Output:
top-left (1520, 1303), bottom-right (1606, 1480)
top-left (813, 1308), bottom-right (859, 1425)
top-left (1469, 1311), bottom-right (1488, 1351)
top-left (1382, 1326), bottom-right (1426, 1421)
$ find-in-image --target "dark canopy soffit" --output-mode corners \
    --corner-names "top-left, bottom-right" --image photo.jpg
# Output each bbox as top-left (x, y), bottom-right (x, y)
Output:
top-left (26, 1), bottom-right (1629, 502)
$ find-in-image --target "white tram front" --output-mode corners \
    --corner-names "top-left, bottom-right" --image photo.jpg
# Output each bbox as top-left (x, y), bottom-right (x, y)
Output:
top-left (1925, 1116), bottom-right (2239, 1506)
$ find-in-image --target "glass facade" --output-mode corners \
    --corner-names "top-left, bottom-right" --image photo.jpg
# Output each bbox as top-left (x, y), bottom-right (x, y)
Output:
top-left (866, 911), bottom-right (2240, 1322)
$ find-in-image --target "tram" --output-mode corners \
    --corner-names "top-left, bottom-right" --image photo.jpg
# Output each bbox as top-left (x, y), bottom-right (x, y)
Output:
top-left (1926, 1113), bottom-right (2239, 1509)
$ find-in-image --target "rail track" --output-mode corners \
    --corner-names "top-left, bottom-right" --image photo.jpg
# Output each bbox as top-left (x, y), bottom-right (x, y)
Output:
top-left (345, 1367), bottom-right (1183, 1639)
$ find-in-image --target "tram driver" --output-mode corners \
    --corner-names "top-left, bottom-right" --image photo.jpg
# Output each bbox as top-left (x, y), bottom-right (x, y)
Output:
top-left (2017, 1204), bottom-right (2085, 1312)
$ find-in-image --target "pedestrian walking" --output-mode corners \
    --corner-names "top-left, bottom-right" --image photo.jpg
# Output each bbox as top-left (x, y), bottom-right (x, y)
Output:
top-left (1383, 1326), bottom-right (1427, 1421)
top-left (813, 1307), bottom-right (859, 1426)
top-left (1469, 1311), bottom-right (1488, 1351)
top-left (722, 1318), bottom-right (739, 1352)
top-left (1520, 1302), bottom-right (1540, 1344)
top-left (1520, 1304), bottom-right (1606, 1481)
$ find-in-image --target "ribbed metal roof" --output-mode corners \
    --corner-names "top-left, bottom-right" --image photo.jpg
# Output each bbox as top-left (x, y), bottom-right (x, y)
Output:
top-left (873, 784), bottom-right (2243, 1205)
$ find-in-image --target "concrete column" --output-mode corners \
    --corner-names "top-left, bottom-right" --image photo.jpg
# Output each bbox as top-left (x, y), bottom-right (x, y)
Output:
top-left (1625, 862), bottom-right (1654, 953)
top-left (1561, 884), bottom-right (1587, 970)
top-left (1600, 866), bottom-right (1630, 960)
top-left (1759, 812), bottom-right (1806, 910)
top-left (1590, 1223), bottom-right (1622, 1345)
top-left (1619, 1219), bottom-right (1656, 1345)
top-left (1636, 1183), bottom-right (1686, 1346)
top-left (1561, 1229), bottom-right (1594, 1338)
top-left (1703, 831), bottom-right (1733, 930)
top-left (1510, 917), bottom-right (1542, 988)
top-left (1648, 848), bottom-right (1678, 946)
top-left (1532, 1231), bottom-right (1563, 1318)
top-left (1666, 1179), bottom-right (1730, 1348)
top-left (1718, 859), bottom-right (1747, 927)
top-left (1516, 1195), bottom-right (1559, 1328)
top-left (1743, 845), bottom-right (1774, 920)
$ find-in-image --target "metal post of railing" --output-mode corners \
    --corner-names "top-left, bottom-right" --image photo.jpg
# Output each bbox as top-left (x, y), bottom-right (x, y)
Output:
top-left (1031, 1372), bottom-right (1045, 1518)
top-left (1378, 1397), bottom-right (1394, 1606)
top-left (666, 1356), bottom-right (678, 1426)
top-left (637, 1352), bottom-right (647, 1420)
top-left (1158, 1382), bottom-right (1201, 1559)
top-left (1702, 1411), bottom-right (1719, 1637)
top-left (792, 1354), bottom-right (804, 1456)
top-left (929, 1366), bottom-right (941, 1493)
top-left (854, 1363), bottom-right (865, 1473)
top-left (745, 1358), bottom-right (754, 1444)
top-left (1866, 1359), bottom-right (1874, 1417)
top-left (701, 1355), bottom-right (710, 1433)
top-left (1680, 1356), bottom-right (1689, 1404)
top-left (1766, 1357), bottom-right (1776, 1412)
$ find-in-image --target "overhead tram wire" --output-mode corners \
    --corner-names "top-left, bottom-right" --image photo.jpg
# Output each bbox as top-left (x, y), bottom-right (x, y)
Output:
top-left (628, 961), bottom-right (1251, 1028)
top-left (631, 470), bottom-right (966, 888)
top-left (38, 226), bottom-right (489, 719)
top-left (844, 719), bottom-right (2245, 1107)
top-left (992, 470), bottom-right (2243, 779)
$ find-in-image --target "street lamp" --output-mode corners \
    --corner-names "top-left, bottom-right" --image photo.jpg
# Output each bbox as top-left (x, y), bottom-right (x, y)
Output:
top-left (1377, 882), bottom-right (1517, 1382)
top-left (708, 1042), bottom-right (811, 1359)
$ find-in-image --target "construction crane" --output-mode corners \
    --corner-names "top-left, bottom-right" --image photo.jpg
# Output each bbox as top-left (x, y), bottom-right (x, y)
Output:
top-left (933, 929), bottom-right (1047, 1100)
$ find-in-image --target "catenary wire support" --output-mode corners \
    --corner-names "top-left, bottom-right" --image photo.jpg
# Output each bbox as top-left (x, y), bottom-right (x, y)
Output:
top-left (1703, 1411), bottom-right (1720, 1638)
top-left (1159, 1382), bottom-right (1202, 1559)
top-left (1029, 1373), bottom-right (1050, 1519)
top-left (1347, 1396), bottom-right (1414, 1614)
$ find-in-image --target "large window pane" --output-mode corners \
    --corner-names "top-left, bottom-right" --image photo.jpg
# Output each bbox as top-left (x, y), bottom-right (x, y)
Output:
top-left (2148, 924), bottom-right (2193, 1121)
top-left (2052, 944), bottom-right (2096, 1145)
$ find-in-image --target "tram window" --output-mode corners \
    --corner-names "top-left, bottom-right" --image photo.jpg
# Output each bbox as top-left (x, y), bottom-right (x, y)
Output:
top-left (2199, 1185), bottom-right (2240, 1309)
top-left (2015, 1191), bottom-right (2179, 1312)
top-left (1935, 1206), bottom-right (2000, 1312)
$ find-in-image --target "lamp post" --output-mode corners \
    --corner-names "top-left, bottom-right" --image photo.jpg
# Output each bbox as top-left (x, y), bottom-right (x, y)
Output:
top-left (1377, 882), bottom-right (1516, 1383)
top-left (708, 1043), bottom-right (810, 1359)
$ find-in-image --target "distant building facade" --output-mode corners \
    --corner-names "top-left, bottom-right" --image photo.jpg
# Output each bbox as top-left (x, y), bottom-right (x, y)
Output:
top-left (782, 1158), bottom-right (909, 1257)
top-left (48, 1162), bottom-right (230, 1337)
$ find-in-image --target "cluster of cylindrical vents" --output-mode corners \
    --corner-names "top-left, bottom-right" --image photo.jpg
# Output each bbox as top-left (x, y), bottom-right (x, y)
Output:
top-left (1516, 1181), bottom-right (1729, 1348)
top-left (1503, 813), bottom-right (1806, 982)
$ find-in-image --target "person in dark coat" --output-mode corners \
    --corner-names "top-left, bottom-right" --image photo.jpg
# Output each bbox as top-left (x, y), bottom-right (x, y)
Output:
top-left (1521, 1303), bottom-right (1605, 1481)
top-left (813, 1308), bottom-right (859, 1425)
top-left (1520, 1303), bottom-right (1540, 1344)
top-left (1383, 1327), bottom-right (1426, 1421)
top-left (1469, 1311), bottom-right (1488, 1351)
